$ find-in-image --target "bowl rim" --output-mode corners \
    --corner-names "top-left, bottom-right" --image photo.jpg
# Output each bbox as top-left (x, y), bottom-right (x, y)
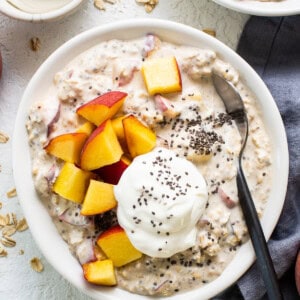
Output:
top-left (0, 0), bottom-right (83, 22)
top-left (212, 0), bottom-right (300, 16)
top-left (12, 18), bottom-right (289, 300)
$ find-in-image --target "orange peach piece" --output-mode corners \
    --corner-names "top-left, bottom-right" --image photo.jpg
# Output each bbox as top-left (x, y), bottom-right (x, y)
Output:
top-left (80, 119), bottom-right (123, 171)
top-left (44, 132), bottom-right (88, 165)
top-left (122, 115), bottom-right (156, 158)
top-left (53, 162), bottom-right (94, 204)
top-left (111, 115), bottom-right (127, 145)
top-left (97, 226), bottom-right (142, 267)
top-left (76, 122), bottom-right (96, 136)
top-left (141, 56), bottom-right (182, 95)
top-left (83, 259), bottom-right (117, 286)
top-left (81, 180), bottom-right (117, 215)
top-left (97, 155), bottom-right (131, 185)
top-left (76, 91), bottom-right (127, 126)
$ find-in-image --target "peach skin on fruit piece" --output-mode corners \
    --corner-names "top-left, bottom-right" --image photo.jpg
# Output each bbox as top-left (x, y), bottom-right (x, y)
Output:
top-left (80, 119), bottom-right (123, 171)
top-left (53, 162), bottom-right (94, 204)
top-left (76, 91), bottom-right (127, 126)
top-left (122, 115), bottom-right (156, 158)
top-left (76, 122), bottom-right (96, 136)
top-left (81, 180), bottom-right (117, 215)
top-left (97, 225), bottom-right (142, 267)
top-left (83, 259), bottom-right (117, 286)
top-left (141, 56), bottom-right (182, 95)
top-left (97, 155), bottom-right (131, 185)
top-left (44, 132), bottom-right (88, 165)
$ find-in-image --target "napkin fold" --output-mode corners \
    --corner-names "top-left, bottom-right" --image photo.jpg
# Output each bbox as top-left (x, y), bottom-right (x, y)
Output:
top-left (235, 16), bottom-right (300, 300)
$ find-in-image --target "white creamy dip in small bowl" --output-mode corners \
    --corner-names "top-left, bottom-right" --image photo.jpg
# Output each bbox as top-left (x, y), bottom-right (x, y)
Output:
top-left (0, 0), bottom-right (83, 22)
top-left (12, 19), bottom-right (289, 300)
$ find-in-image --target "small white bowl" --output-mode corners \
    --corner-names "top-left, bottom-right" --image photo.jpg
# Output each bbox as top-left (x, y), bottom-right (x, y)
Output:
top-left (13, 19), bottom-right (289, 300)
top-left (213, 0), bottom-right (300, 16)
top-left (0, 0), bottom-right (84, 22)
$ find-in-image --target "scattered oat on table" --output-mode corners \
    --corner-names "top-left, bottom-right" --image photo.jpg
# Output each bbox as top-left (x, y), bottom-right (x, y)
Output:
top-left (136, 0), bottom-right (159, 13)
top-left (16, 218), bottom-right (28, 232)
top-left (30, 37), bottom-right (41, 52)
top-left (202, 29), bottom-right (216, 37)
top-left (30, 257), bottom-right (44, 272)
top-left (0, 131), bottom-right (9, 143)
top-left (93, 0), bottom-right (158, 12)
top-left (0, 202), bottom-right (2, 209)
top-left (6, 188), bottom-right (17, 198)
top-left (1, 235), bottom-right (16, 247)
top-left (2, 225), bottom-right (17, 237)
top-left (0, 213), bottom-right (28, 256)
top-left (0, 214), bottom-right (7, 227)
top-left (19, 249), bottom-right (24, 255)
top-left (94, 0), bottom-right (116, 10)
top-left (0, 246), bottom-right (7, 257)
top-left (6, 213), bottom-right (17, 226)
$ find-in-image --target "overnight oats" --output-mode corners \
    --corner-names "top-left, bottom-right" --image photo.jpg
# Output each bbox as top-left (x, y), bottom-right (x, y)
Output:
top-left (26, 34), bottom-right (272, 296)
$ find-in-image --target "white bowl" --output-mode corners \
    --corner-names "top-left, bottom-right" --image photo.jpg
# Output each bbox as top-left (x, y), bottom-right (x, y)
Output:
top-left (213, 0), bottom-right (300, 16)
top-left (12, 19), bottom-right (289, 300)
top-left (0, 0), bottom-right (83, 22)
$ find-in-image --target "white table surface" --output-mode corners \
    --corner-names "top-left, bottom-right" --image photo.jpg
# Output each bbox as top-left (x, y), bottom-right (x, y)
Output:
top-left (0, 1), bottom-right (249, 299)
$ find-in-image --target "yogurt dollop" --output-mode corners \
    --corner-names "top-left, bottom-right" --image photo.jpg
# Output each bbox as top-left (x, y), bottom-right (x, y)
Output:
top-left (114, 147), bottom-right (208, 258)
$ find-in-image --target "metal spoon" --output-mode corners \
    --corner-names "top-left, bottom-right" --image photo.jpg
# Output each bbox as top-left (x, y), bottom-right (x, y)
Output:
top-left (212, 73), bottom-right (283, 300)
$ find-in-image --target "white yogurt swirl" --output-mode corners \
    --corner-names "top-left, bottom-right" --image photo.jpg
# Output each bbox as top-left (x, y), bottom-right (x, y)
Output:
top-left (114, 147), bottom-right (208, 258)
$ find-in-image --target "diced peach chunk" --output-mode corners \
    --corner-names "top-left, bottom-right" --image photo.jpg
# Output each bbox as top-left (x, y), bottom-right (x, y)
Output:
top-left (111, 115), bottom-right (127, 147)
top-left (53, 162), bottom-right (94, 204)
top-left (44, 132), bottom-right (88, 165)
top-left (81, 180), bottom-right (117, 215)
top-left (76, 91), bottom-right (127, 126)
top-left (97, 226), bottom-right (142, 267)
top-left (80, 120), bottom-right (123, 171)
top-left (76, 122), bottom-right (96, 136)
top-left (83, 259), bottom-right (117, 286)
top-left (141, 56), bottom-right (182, 95)
top-left (123, 115), bottom-right (156, 158)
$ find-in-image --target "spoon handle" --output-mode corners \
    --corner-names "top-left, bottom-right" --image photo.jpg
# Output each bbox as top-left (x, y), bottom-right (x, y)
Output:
top-left (236, 166), bottom-right (283, 300)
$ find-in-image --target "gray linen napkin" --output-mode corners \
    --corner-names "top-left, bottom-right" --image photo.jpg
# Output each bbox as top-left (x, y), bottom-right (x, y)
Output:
top-left (235, 16), bottom-right (300, 300)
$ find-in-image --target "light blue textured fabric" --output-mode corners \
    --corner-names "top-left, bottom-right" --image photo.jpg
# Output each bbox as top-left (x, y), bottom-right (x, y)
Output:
top-left (236, 16), bottom-right (300, 300)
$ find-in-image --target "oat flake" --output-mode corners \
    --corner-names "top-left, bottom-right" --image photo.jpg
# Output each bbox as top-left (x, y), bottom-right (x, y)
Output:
top-left (136, 0), bottom-right (158, 12)
top-left (6, 188), bottom-right (17, 198)
top-left (0, 131), bottom-right (9, 143)
top-left (2, 225), bottom-right (16, 237)
top-left (1, 235), bottom-right (16, 247)
top-left (30, 257), bottom-right (44, 272)
top-left (16, 218), bottom-right (28, 232)
top-left (0, 215), bottom-right (7, 226)
top-left (30, 37), bottom-right (41, 52)
top-left (94, 0), bottom-right (105, 10)
top-left (19, 249), bottom-right (24, 255)
top-left (0, 246), bottom-right (7, 257)
top-left (6, 213), bottom-right (17, 226)
top-left (203, 29), bottom-right (216, 37)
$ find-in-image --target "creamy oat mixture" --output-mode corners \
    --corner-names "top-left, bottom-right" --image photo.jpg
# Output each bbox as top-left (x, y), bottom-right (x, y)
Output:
top-left (26, 35), bottom-right (272, 296)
